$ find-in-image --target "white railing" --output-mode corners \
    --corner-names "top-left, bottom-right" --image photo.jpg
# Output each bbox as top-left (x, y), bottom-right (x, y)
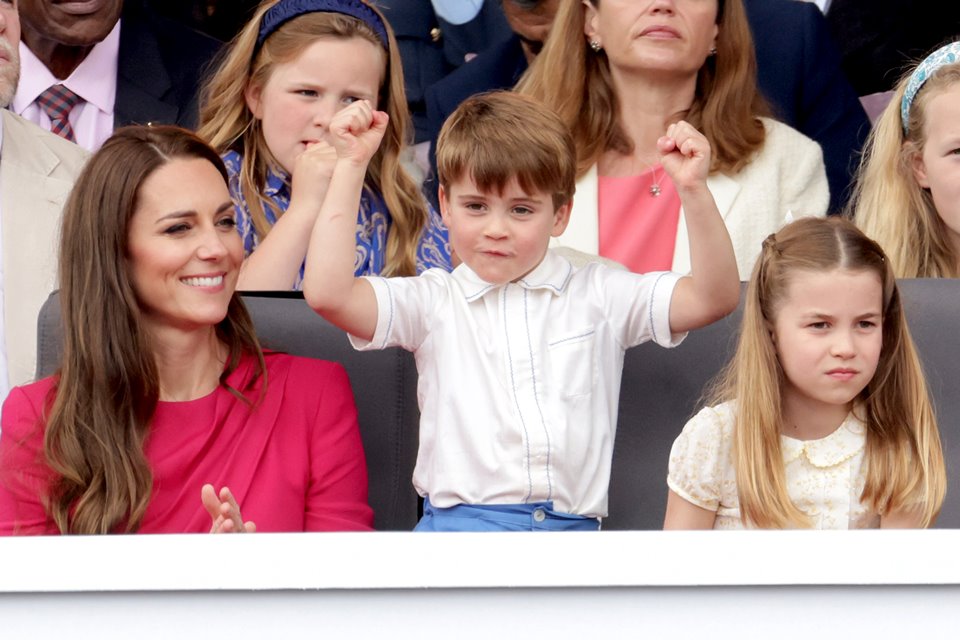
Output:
top-left (1, 530), bottom-right (958, 638)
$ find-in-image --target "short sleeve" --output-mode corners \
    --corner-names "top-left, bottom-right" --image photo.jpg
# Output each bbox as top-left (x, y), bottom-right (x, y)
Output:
top-left (0, 386), bottom-right (58, 535)
top-left (588, 266), bottom-right (686, 349)
top-left (667, 405), bottom-right (731, 512)
top-left (349, 272), bottom-right (447, 352)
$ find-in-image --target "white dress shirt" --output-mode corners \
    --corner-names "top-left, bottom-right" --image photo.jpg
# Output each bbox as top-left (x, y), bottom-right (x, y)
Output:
top-left (352, 249), bottom-right (685, 518)
top-left (13, 21), bottom-right (120, 152)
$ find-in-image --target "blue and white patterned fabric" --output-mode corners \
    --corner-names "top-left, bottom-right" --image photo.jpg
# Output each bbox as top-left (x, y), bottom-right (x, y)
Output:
top-left (223, 150), bottom-right (452, 289)
top-left (901, 41), bottom-right (960, 133)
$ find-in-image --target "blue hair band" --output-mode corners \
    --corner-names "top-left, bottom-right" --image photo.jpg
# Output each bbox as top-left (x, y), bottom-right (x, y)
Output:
top-left (901, 41), bottom-right (960, 134)
top-left (257, 0), bottom-right (389, 50)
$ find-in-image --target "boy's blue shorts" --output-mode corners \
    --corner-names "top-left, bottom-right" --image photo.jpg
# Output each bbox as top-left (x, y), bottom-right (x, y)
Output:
top-left (414, 497), bottom-right (601, 532)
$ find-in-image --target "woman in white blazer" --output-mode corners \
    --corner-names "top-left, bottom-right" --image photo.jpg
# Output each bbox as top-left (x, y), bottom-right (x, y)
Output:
top-left (519, 0), bottom-right (828, 278)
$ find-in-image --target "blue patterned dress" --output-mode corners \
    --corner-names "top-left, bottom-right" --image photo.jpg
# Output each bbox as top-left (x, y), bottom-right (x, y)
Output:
top-left (223, 151), bottom-right (452, 289)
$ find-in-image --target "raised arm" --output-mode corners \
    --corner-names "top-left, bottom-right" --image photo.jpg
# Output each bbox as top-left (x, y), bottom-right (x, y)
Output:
top-left (659, 121), bottom-right (740, 334)
top-left (302, 101), bottom-right (385, 342)
top-left (236, 142), bottom-right (338, 290)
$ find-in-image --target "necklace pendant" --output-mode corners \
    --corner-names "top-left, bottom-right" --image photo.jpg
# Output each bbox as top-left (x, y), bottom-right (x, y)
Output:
top-left (649, 184), bottom-right (661, 197)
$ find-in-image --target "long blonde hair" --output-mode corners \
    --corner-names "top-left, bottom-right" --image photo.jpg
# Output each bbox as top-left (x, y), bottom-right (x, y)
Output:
top-left (517, 0), bottom-right (767, 178)
top-left (710, 217), bottom-right (945, 528)
top-left (198, 0), bottom-right (427, 276)
top-left (851, 62), bottom-right (960, 278)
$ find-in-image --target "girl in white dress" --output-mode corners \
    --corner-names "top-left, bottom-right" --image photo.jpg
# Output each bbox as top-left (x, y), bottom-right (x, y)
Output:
top-left (664, 217), bottom-right (946, 529)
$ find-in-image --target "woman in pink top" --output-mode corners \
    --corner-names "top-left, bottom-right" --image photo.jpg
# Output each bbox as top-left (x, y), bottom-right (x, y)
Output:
top-left (0, 125), bottom-right (373, 535)
top-left (519, 0), bottom-right (828, 277)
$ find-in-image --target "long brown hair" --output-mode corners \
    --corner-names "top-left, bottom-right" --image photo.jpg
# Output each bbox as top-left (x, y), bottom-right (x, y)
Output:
top-left (47, 125), bottom-right (265, 534)
top-left (709, 217), bottom-right (945, 528)
top-left (851, 62), bottom-right (960, 278)
top-left (198, 0), bottom-right (427, 276)
top-left (518, 0), bottom-right (767, 178)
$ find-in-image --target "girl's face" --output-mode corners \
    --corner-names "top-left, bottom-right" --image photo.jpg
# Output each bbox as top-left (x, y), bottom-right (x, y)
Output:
top-left (127, 157), bottom-right (242, 334)
top-left (245, 36), bottom-right (384, 176)
top-left (583, 0), bottom-right (718, 80)
top-left (771, 268), bottom-right (883, 424)
top-left (912, 83), bottom-right (960, 258)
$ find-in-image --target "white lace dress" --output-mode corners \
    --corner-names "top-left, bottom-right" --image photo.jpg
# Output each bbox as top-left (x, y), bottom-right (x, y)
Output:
top-left (667, 401), bottom-right (880, 529)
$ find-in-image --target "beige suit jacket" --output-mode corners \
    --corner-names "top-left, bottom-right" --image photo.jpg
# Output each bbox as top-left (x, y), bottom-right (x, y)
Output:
top-left (554, 118), bottom-right (829, 279)
top-left (1, 110), bottom-right (89, 387)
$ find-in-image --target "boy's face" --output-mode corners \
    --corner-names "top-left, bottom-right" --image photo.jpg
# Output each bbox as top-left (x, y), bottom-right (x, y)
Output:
top-left (439, 174), bottom-right (570, 284)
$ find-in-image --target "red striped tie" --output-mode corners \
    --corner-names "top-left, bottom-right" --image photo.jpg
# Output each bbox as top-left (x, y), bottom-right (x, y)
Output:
top-left (37, 84), bottom-right (83, 142)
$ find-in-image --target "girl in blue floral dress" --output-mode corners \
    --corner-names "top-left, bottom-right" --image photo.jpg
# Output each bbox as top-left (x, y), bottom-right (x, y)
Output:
top-left (198, 0), bottom-right (451, 290)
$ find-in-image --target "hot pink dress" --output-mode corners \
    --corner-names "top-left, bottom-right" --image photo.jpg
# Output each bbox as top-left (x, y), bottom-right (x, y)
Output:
top-left (0, 352), bottom-right (374, 534)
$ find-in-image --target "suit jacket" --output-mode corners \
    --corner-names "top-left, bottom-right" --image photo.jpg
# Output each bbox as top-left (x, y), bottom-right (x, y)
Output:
top-left (555, 119), bottom-right (829, 279)
top-left (115, 1), bottom-right (222, 130)
top-left (745, 0), bottom-right (870, 214)
top-left (423, 34), bottom-right (527, 208)
top-left (376, 0), bottom-right (510, 142)
top-left (0, 110), bottom-right (88, 387)
top-left (825, 0), bottom-right (960, 96)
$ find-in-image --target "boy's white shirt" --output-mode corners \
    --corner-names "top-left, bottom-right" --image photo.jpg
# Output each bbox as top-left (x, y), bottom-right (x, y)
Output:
top-left (350, 249), bottom-right (685, 519)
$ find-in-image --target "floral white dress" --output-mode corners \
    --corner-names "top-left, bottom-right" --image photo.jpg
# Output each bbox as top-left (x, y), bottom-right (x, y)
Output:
top-left (667, 401), bottom-right (880, 529)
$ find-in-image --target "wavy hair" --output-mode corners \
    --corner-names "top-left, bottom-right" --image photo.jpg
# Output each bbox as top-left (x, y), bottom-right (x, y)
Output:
top-left (46, 125), bottom-right (265, 534)
top-left (851, 61), bottom-right (960, 278)
top-left (708, 217), bottom-right (945, 528)
top-left (517, 0), bottom-right (767, 178)
top-left (198, 0), bottom-right (426, 276)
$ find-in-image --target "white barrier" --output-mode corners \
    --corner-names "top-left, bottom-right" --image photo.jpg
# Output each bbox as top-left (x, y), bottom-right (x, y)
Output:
top-left (2, 530), bottom-right (958, 638)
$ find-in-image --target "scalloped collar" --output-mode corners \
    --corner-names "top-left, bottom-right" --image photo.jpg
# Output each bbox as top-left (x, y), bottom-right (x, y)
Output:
top-left (781, 412), bottom-right (866, 468)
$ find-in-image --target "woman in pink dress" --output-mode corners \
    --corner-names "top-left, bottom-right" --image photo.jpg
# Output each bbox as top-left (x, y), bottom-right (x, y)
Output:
top-left (0, 125), bottom-right (373, 535)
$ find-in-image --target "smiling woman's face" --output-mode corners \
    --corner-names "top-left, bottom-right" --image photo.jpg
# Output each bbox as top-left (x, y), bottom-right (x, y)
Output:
top-left (126, 157), bottom-right (242, 334)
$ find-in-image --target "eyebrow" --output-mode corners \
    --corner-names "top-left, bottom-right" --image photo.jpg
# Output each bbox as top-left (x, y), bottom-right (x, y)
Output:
top-left (156, 202), bottom-right (234, 222)
top-left (800, 311), bottom-right (881, 320)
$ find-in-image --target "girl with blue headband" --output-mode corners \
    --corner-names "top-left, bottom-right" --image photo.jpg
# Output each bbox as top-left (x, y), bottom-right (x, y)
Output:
top-left (851, 41), bottom-right (960, 278)
top-left (198, 0), bottom-right (451, 289)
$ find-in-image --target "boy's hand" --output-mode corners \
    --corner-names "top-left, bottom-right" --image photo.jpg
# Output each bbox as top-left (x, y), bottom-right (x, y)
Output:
top-left (201, 484), bottom-right (256, 534)
top-left (657, 120), bottom-right (711, 192)
top-left (290, 140), bottom-right (338, 211)
top-left (329, 100), bottom-right (389, 167)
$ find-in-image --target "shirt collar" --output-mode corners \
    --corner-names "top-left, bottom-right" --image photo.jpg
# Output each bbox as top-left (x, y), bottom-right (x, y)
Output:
top-left (452, 248), bottom-right (574, 301)
top-left (781, 411), bottom-right (866, 468)
top-left (14, 20), bottom-right (120, 115)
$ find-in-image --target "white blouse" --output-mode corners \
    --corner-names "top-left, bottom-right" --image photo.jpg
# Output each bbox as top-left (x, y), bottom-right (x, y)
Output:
top-left (668, 402), bottom-right (879, 529)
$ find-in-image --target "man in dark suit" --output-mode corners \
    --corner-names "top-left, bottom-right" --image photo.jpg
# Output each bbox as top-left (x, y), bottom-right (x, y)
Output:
top-left (425, 0), bottom-right (869, 214)
top-left (746, 0), bottom-right (870, 213)
top-left (12, 0), bottom-right (220, 151)
top-left (423, 0), bottom-right (557, 206)
top-left (377, 0), bottom-right (511, 144)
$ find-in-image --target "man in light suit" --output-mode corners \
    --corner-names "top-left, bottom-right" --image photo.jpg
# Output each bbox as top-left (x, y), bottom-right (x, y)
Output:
top-left (0, 1), bottom-right (88, 403)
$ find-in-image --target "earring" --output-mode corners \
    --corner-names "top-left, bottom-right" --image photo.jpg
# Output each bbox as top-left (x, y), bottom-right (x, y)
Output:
top-left (589, 40), bottom-right (602, 53)
top-left (709, 46), bottom-right (718, 56)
